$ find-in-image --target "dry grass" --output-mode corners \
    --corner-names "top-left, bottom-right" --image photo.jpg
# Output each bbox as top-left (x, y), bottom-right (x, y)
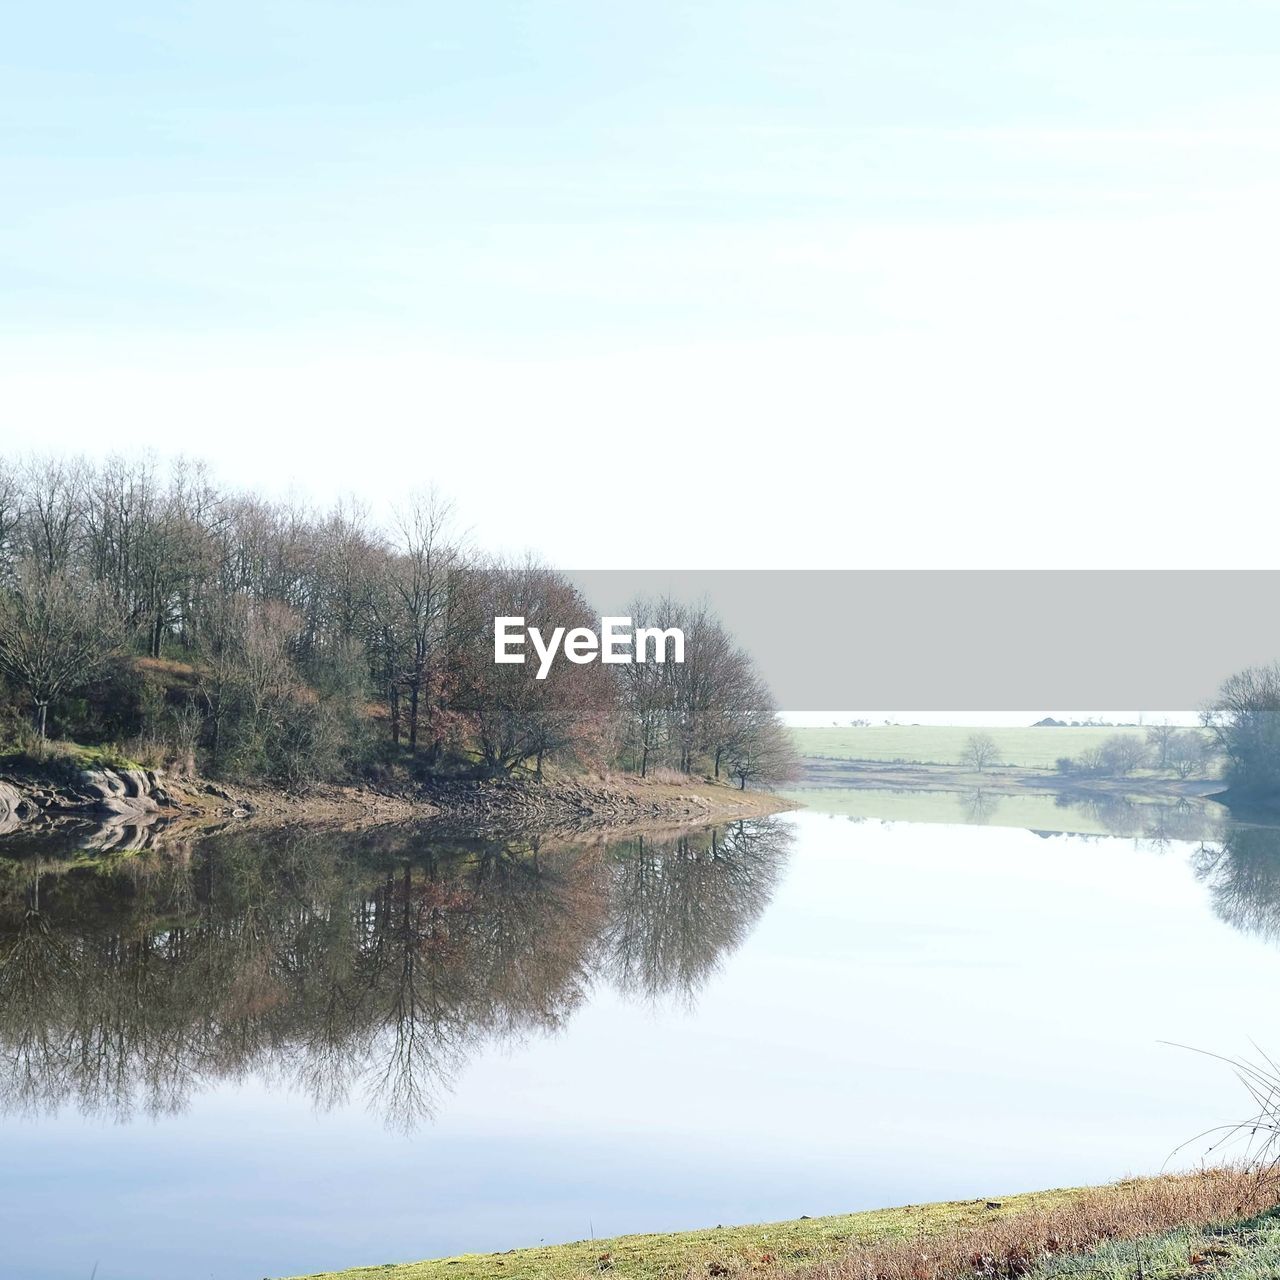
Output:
top-left (787, 1168), bottom-right (1279, 1280)
top-left (585, 766), bottom-right (704, 787)
top-left (635, 766), bottom-right (693, 786)
top-left (133, 655), bottom-right (200, 680)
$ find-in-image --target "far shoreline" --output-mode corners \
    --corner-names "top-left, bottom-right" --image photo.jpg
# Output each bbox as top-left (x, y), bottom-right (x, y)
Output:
top-left (794, 756), bottom-right (1225, 804)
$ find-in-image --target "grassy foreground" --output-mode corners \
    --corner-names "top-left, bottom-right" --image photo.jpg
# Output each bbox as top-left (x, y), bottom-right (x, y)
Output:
top-left (282, 1171), bottom-right (1277, 1280)
top-left (282, 1188), bottom-right (1078, 1280)
top-left (791, 725), bottom-right (1154, 769)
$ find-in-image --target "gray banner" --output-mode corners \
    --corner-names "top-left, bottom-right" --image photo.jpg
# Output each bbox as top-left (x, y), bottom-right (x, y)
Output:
top-left (566, 570), bottom-right (1277, 711)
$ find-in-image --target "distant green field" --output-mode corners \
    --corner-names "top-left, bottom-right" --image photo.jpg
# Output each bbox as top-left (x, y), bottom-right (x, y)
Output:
top-left (788, 787), bottom-right (1225, 839)
top-left (790, 724), bottom-right (1154, 770)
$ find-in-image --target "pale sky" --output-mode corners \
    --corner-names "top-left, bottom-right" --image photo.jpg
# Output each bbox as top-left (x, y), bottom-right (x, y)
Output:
top-left (4, 2), bottom-right (1279, 567)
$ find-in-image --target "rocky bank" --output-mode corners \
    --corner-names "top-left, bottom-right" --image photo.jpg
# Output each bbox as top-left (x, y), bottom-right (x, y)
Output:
top-left (0, 760), bottom-right (791, 850)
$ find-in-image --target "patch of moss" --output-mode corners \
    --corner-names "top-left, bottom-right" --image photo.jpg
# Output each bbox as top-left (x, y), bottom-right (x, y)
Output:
top-left (0, 738), bottom-right (145, 777)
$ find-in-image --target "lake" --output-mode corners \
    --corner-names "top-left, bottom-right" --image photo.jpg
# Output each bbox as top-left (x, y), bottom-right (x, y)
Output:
top-left (1, 789), bottom-right (1278, 1280)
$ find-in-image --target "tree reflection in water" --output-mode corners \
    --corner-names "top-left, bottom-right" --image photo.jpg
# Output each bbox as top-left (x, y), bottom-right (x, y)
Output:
top-left (599, 823), bottom-right (789, 1004)
top-left (1043, 793), bottom-right (1225, 844)
top-left (961, 792), bottom-right (1280, 952)
top-left (0, 818), bottom-right (792, 1131)
top-left (1025, 793), bottom-right (1280, 947)
top-left (1193, 823), bottom-right (1280, 944)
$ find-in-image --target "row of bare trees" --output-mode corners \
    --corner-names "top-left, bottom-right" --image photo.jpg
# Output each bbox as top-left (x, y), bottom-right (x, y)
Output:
top-left (615, 597), bottom-right (794, 788)
top-left (0, 456), bottom-right (796, 788)
top-left (1052, 727), bottom-right (1214, 779)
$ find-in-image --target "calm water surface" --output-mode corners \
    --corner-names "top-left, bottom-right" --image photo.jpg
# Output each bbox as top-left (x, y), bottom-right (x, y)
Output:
top-left (1, 791), bottom-right (1278, 1280)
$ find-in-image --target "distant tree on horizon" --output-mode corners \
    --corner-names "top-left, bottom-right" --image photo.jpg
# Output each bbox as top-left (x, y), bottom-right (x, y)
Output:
top-left (960, 731), bottom-right (998, 773)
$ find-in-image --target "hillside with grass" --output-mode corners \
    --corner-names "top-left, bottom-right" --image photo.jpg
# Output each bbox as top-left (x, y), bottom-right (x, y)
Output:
top-left (281, 1170), bottom-right (1278, 1280)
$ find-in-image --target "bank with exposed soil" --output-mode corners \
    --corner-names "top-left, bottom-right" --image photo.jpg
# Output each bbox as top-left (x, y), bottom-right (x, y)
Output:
top-left (0, 750), bottom-right (791, 848)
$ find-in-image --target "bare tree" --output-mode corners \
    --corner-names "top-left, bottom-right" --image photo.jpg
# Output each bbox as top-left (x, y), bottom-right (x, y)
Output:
top-left (1099, 732), bottom-right (1148, 776)
top-left (195, 592), bottom-right (247, 771)
top-left (18, 455), bottom-right (88, 575)
top-left (454, 561), bottom-right (615, 776)
top-left (1145, 719), bottom-right (1177, 770)
top-left (615, 598), bottom-right (789, 785)
top-left (389, 493), bottom-right (458, 758)
top-left (0, 561), bottom-right (122, 737)
top-left (959, 731), bottom-right (998, 773)
top-left (664, 602), bottom-right (732, 774)
top-left (0, 463), bottom-right (20, 580)
top-left (616, 597), bottom-right (673, 777)
top-left (1168, 729), bottom-right (1212, 779)
top-left (725, 708), bottom-right (797, 791)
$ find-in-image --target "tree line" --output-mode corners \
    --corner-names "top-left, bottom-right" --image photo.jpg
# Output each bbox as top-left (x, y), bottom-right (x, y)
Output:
top-left (1053, 725), bottom-right (1214, 779)
top-left (1049, 665), bottom-right (1280, 802)
top-left (0, 455), bottom-right (796, 788)
top-left (953, 725), bottom-right (1214, 778)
